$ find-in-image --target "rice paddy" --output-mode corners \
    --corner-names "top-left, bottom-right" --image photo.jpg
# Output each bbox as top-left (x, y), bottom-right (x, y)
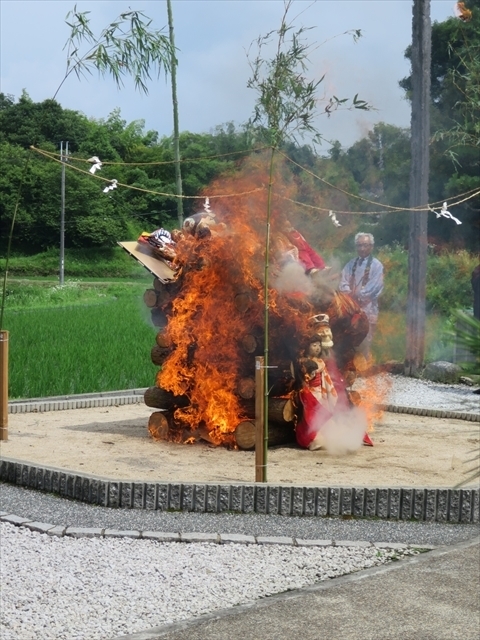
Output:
top-left (2, 280), bottom-right (158, 399)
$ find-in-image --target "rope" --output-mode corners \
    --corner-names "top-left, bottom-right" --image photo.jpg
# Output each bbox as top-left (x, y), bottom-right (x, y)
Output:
top-left (29, 145), bottom-right (479, 214)
top-left (30, 145), bottom-right (269, 166)
top-left (278, 191), bottom-right (480, 216)
top-left (30, 146), bottom-right (265, 200)
top-left (279, 150), bottom-right (480, 212)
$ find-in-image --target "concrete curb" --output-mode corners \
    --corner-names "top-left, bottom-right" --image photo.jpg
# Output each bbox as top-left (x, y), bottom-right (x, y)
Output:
top-left (1, 457), bottom-right (478, 523)
top-left (380, 402), bottom-right (480, 422)
top-left (0, 512), bottom-right (436, 551)
top-left (7, 388), bottom-right (147, 413)
top-left (7, 389), bottom-right (480, 421)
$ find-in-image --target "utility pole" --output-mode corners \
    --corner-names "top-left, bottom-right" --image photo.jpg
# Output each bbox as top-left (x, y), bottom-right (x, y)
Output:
top-left (59, 141), bottom-right (69, 285)
top-left (405, 0), bottom-right (431, 376)
top-left (166, 0), bottom-right (184, 227)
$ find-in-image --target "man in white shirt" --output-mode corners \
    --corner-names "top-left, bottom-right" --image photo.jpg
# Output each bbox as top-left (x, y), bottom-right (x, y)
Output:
top-left (339, 233), bottom-right (384, 360)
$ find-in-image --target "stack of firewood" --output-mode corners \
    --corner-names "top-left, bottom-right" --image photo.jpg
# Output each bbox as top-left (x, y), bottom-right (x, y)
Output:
top-left (137, 172), bottom-right (370, 450)
top-left (142, 272), bottom-right (302, 450)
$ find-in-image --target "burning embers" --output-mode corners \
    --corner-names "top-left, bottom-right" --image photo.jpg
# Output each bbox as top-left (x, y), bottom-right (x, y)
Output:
top-left (142, 162), bottom-right (384, 450)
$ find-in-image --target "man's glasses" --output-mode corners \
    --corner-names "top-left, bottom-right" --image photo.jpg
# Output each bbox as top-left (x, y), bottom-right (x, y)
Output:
top-left (356, 243), bottom-right (372, 247)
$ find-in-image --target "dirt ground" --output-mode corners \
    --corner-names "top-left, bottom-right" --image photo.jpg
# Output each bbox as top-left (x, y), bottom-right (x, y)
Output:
top-left (1, 404), bottom-right (479, 487)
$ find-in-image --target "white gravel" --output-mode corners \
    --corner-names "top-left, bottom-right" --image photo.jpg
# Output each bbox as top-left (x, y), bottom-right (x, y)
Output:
top-left (356, 373), bottom-right (479, 415)
top-left (0, 522), bottom-right (416, 640)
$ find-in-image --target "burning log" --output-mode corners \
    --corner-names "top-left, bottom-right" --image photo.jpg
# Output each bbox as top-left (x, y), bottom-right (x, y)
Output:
top-left (144, 386), bottom-right (189, 410)
top-left (153, 277), bottom-right (166, 292)
top-left (151, 307), bottom-right (168, 328)
top-left (145, 385), bottom-right (294, 427)
top-left (143, 289), bottom-right (158, 308)
top-left (196, 424), bottom-right (219, 445)
top-left (148, 411), bottom-right (170, 440)
top-left (239, 397), bottom-right (295, 423)
top-left (155, 331), bottom-right (171, 349)
top-left (153, 279), bottom-right (173, 306)
top-left (240, 333), bottom-right (259, 354)
top-left (234, 420), bottom-right (296, 450)
top-left (150, 345), bottom-right (170, 366)
top-left (234, 292), bottom-right (253, 314)
top-left (236, 377), bottom-right (255, 399)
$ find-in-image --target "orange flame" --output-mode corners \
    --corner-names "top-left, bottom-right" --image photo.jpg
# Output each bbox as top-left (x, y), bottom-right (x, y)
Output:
top-left (154, 152), bottom-right (387, 446)
top-left (357, 374), bottom-right (392, 432)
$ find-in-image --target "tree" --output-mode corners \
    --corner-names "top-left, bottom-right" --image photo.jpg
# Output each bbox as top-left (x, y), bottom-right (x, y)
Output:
top-left (401, 0), bottom-right (480, 150)
top-left (0, 91), bottom-right (90, 151)
top-left (0, 93), bottom-right (259, 253)
top-left (405, 0), bottom-right (431, 376)
top-left (325, 123), bottom-right (412, 247)
top-left (400, 0), bottom-right (480, 251)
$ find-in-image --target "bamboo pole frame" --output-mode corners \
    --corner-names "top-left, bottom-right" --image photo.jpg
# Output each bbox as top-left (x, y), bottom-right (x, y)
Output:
top-left (0, 330), bottom-right (8, 441)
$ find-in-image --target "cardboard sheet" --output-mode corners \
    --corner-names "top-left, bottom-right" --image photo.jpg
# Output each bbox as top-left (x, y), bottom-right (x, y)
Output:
top-left (117, 241), bottom-right (177, 282)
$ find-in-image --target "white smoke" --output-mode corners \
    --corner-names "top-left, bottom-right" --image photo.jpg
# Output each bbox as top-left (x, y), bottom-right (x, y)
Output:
top-left (274, 262), bottom-right (314, 295)
top-left (313, 407), bottom-right (367, 455)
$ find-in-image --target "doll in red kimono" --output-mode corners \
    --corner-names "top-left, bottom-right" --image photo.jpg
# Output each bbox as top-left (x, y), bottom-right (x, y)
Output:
top-left (295, 337), bottom-right (338, 450)
top-left (295, 316), bottom-right (374, 449)
top-left (284, 219), bottom-right (326, 275)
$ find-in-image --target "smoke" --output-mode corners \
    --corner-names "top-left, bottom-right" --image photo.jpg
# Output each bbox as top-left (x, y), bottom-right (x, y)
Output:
top-left (309, 269), bottom-right (339, 306)
top-left (274, 262), bottom-right (314, 295)
top-left (314, 407), bottom-right (367, 455)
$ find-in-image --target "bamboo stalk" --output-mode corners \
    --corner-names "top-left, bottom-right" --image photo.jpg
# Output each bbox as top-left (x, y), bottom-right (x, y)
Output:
top-left (0, 331), bottom-right (8, 440)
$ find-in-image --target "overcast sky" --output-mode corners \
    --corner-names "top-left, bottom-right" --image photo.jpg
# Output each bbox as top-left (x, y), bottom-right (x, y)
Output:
top-left (1, 0), bottom-right (455, 149)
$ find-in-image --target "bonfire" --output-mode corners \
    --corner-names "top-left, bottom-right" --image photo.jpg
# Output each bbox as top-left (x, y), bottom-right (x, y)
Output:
top-left (138, 158), bottom-right (381, 450)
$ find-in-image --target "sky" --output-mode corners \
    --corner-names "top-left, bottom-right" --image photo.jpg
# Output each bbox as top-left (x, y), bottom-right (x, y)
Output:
top-left (0, 0), bottom-right (456, 150)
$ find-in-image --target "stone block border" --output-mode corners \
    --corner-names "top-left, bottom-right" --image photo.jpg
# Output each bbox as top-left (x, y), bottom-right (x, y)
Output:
top-left (380, 403), bottom-right (480, 422)
top-left (1, 457), bottom-right (478, 523)
top-left (7, 389), bottom-right (480, 422)
top-left (0, 512), bottom-right (435, 551)
top-left (7, 389), bottom-right (147, 414)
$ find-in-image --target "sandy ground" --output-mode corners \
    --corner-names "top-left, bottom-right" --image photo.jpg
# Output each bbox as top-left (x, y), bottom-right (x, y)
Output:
top-left (1, 404), bottom-right (479, 487)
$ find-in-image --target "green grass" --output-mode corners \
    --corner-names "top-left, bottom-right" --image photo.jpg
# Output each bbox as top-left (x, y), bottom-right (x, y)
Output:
top-left (3, 246), bottom-right (151, 279)
top-left (2, 281), bottom-right (158, 399)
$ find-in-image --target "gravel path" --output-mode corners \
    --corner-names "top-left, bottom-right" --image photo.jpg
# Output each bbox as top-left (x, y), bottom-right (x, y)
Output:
top-left (357, 373), bottom-right (479, 415)
top-left (0, 521), bottom-right (419, 640)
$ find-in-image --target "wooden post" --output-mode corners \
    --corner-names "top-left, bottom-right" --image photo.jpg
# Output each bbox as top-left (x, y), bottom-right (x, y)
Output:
top-left (255, 356), bottom-right (266, 482)
top-left (405, 0), bottom-right (431, 376)
top-left (0, 330), bottom-right (8, 441)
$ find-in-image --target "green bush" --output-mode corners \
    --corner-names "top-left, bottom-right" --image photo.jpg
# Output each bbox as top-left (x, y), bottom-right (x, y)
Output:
top-left (3, 246), bottom-right (151, 279)
top-left (377, 246), bottom-right (476, 315)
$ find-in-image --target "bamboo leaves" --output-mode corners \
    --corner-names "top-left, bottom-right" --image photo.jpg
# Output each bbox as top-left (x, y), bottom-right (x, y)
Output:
top-left (247, 1), bottom-right (372, 148)
top-left (55, 5), bottom-right (173, 100)
top-left (247, 16), bottom-right (323, 148)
